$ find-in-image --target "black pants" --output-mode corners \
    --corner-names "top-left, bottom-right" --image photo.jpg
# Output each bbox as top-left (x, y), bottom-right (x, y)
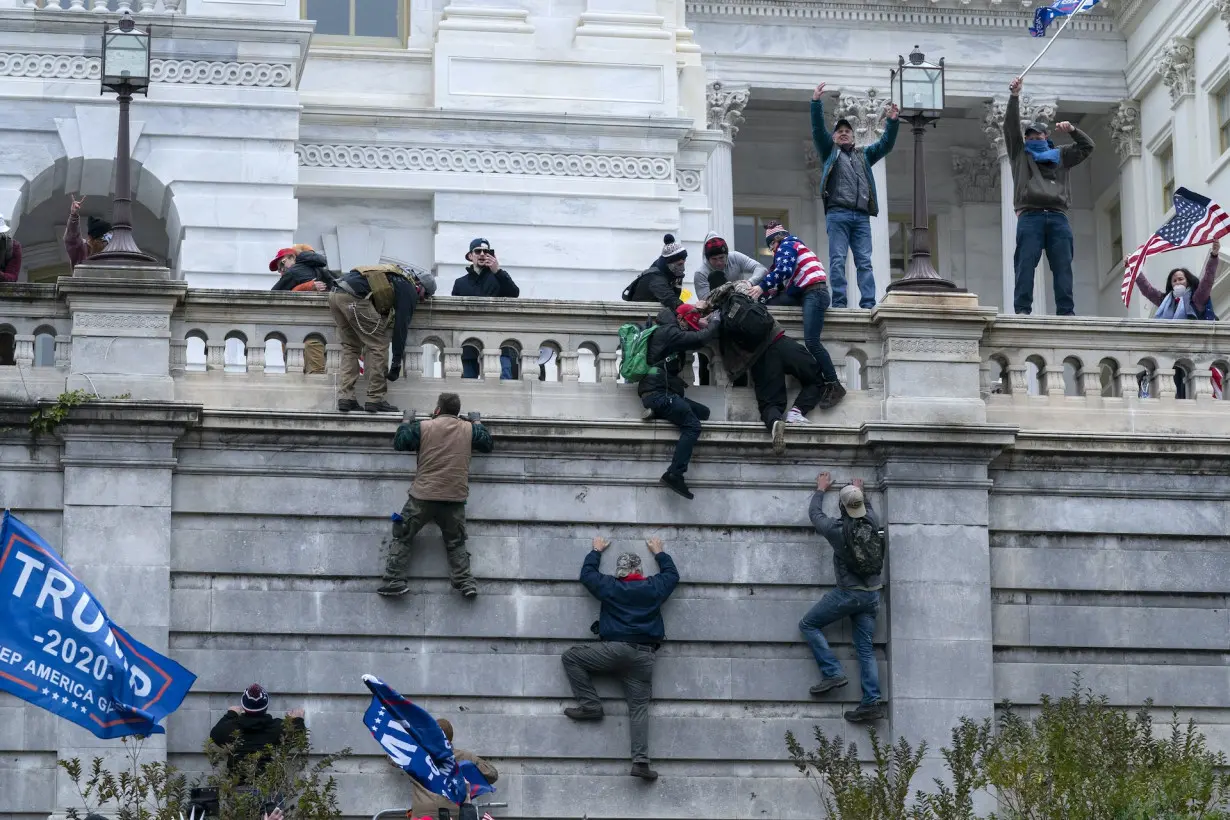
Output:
top-left (749, 336), bottom-right (823, 429)
top-left (641, 391), bottom-right (711, 476)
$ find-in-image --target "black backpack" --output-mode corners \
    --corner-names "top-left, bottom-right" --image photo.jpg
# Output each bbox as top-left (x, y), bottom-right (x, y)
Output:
top-left (622, 272), bottom-right (647, 301)
top-left (838, 516), bottom-right (885, 578)
top-left (722, 292), bottom-right (776, 347)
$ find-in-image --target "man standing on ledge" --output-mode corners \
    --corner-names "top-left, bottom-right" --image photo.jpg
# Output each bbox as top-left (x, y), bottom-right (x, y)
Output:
top-left (562, 536), bottom-right (679, 781)
top-left (1004, 75), bottom-right (1095, 316)
top-left (380, 392), bottom-right (493, 599)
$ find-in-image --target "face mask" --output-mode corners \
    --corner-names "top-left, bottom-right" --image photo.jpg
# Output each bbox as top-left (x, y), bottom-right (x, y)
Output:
top-left (1172, 284), bottom-right (1188, 297)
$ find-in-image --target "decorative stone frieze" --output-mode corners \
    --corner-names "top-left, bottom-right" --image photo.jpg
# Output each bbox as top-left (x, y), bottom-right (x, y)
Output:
top-left (296, 144), bottom-right (675, 181)
top-left (1108, 99), bottom-right (1142, 164)
top-left (834, 89), bottom-right (890, 147)
top-left (803, 142), bottom-right (822, 198)
top-left (684, 1), bottom-right (1115, 33)
top-left (0, 54), bottom-right (294, 87)
top-left (951, 147), bottom-right (1000, 204)
top-left (675, 168), bottom-right (703, 192)
top-left (1157, 37), bottom-right (1196, 104)
top-left (706, 81), bottom-right (750, 139)
top-left (982, 95), bottom-right (1057, 158)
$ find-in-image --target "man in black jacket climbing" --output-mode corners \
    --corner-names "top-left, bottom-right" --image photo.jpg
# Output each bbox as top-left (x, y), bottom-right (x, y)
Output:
top-left (562, 535), bottom-right (680, 782)
top-left (270, 245), bottom-right (333, 374)
top-left (208, 683), bottom-right (306, 777)
top-left (638, 304), bottom-right (718, 499)
top-left (626, 234), bottom-right (687, 309)
top-left (451, 238), bottom-right (520, 379)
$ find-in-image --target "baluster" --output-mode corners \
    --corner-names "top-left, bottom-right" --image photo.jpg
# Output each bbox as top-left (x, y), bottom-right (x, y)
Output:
top-left (247, 344), bottom-right (266, 373)
top-left (709, 352), bottom-right (730, 387)
top-left (1156, 368), bottom-right (1177, 399)
top-left (116, 0), bottom-right (133, 11)
top-left (14, 335), bottom-right (34, 367)
top-left (162, 0), bottom-right (181, 10)
top-left (285, 343), bottom-right (305, 373)
top-left (54, 337), bottom-right (71, 368)
top-left (1079, 368), bottom-right (1102, 398)
top-left (138, 0), bottom-right (155, 10)
top-left (442, 348), bottom-right (463, 379)
top-left (597, 352), bottom-right (617, 383)
top-left (979, 361), bottom-right (995, 397)
top-left (1118, 370), bottom-right (1138, 399)
top-left (1008, 364), bottom-right (1028, 396)
top-left (68, 0), bottom-right (88, 10)
top-left (560, 351), bottom-right (580, 382)
top-left (481, 349), bottom-right (503, 381)
top-left (1044, 366), bottom-right (1065, 397)
top-left (169, 340), bottom-right (187, 374)
top-left (405, 347), bottom-right (423, 378)
top-left (520, 349), bottom-right (539, 382)
top-left (205, 341), bottom-right (225, 371)
top-left (91, 0), bottom-right (108, 10)
top-left (22, 1), bottom-right (39, 10)
top-left (324, 344), bottom-right (341, 375)
top-left (865, 362), bottom-right (884, 394)
top-left (1190, 366), bottom-right (1214, 400)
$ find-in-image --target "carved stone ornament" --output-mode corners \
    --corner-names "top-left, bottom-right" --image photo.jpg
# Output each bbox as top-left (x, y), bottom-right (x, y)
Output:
top-left (834, 89), bottom-right (890, 148)
top-left (675, 168), bottom-right (702, 193)
top-left (1157, 38), bottom-right (1196, 104)
top-left (1108, 99), bottom-right (1142, 163)
top-left (982, 95), bottom-right (1058, 157)
top-left (74, 312), bottom-right (169, 331)
top-left (297, 144), bottom-right (675, 181)
top-left (803, 141), bottom-right (822, 198)
top-left (1217, 0), bottom-right (1230, 31)
top-left (951, 147), bottom-right (1000, 204)
top-left (706, 81), bottom-right (750, 139)
top-left (0, 54), bottom-right (294, 87)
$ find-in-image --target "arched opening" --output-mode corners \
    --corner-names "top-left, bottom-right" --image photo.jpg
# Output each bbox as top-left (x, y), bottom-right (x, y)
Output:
top-left (1213, 361), bottom-right (1228, 400)
top-left (1136, 358), bottom-right (1158, 399)
top-left (0, 324), bottom-right (16, 366)
top-left (461, 339), bottom-right (483, 380)
top-left (224, 331), bottom-right (247, 374)
top-left (845, 351), bottom-right (868, 391)
top-left (264, 333), bottom-right (287, 374)
top-left (185, 330), bottom-right (207, 373)
top-left (421, 339), bottom-right (443, 379)
top-left (32, 325), bottom-right (57, 367)
top-left (1025, 355), bottom-right (1045, 396)
top-left (1099, 358), bottom-right (1121, 398)
top-left (989, 355), bottom-right (1010, 395)
top-left (538, 343), bottom-right (561, 382)
top-left (1062, 356), bottom-right (1082, 397)
top-left (578, 343), bottom-right (598, 384)
top-left (303, 333), bottom-right (327, 375)
top-left (696, 352), bottom-right (712, 386)
top-left (499, 340), bottom-right (522, 380)
top-left (1173, 359), bottom-right (1194, 400)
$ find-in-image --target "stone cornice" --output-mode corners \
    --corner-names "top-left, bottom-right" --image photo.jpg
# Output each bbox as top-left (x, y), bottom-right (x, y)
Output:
top-left (299, 108), bottom-right (696, 142)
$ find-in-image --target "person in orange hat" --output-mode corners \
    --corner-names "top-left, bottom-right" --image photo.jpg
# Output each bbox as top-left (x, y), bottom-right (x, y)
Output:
top-left (269, 244), bottom-right (332, 374)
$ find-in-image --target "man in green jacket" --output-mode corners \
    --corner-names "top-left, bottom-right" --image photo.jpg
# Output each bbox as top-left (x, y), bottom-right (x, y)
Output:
top-left (811, 83), bottom-right (899, 309)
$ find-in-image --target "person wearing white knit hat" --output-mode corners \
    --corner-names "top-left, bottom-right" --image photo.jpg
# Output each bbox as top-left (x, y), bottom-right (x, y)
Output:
top-left (623, 233), bottom-right (688, 309)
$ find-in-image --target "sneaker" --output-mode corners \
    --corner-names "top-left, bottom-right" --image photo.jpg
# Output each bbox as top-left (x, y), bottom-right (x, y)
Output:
top-left (660, 472), bottom-right (694, 500)
top-left (640, 407), bottom-right (656, 421)
top-left (460, 586), bottom-right (478, 600)
top-left (563, 706), bottom-right (604, 721)
top-left (337, 398), bottom-right (361, 412)
top-left (376, 580), bottom-right (410, 597)
top-left (785, 407), bottom-right (810, 424)
top-left (818, 382), bottom-right (847, 410)
top-left (844, 702), bottom-right (887, 723)
top-left (630, 763), bottom-right (659, 781)
top-left (809, 676), bottom-right (849, 696)
top-left (771, 419), bottom-right (786, 455)
top-left (365, 400), bottom-right (399, 413)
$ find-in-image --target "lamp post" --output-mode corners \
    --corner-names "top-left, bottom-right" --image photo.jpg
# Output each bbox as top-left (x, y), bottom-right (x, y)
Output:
top-left (91, 12), bottom-right (157, 266)
top-left (886, 45), bottom-right (958, 293)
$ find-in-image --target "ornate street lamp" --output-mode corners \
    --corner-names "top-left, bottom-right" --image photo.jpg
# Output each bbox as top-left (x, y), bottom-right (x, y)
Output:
top-left (887, 46), bottom-right (958, 292)
top-left (91, 12), bottom-right (157, 266)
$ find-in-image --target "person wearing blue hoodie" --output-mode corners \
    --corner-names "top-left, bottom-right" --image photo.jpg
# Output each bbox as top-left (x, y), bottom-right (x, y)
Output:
top-left (561, 536), bottom-right (680, 782)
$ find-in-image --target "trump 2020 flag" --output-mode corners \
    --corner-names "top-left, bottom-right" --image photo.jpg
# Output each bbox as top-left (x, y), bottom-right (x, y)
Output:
top-left (1121, 188), bottom-right (1230, 307)
top-left (362, 674), bottom-right (494, 805)
top-left (0, 511), bottom-right (196, 738)
top-left (1030, 0), bottom-right (1100, 37)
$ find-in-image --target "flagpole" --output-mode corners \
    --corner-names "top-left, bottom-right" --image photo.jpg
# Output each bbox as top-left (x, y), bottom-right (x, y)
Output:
top-left (1021, 8), bottom-right (1078, 78)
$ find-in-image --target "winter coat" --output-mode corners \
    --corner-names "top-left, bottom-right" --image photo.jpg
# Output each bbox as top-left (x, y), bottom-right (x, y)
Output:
top-left (811, 99), bottom-right (899, 217)
top-left (208, 711), bottom-right (306, 775)
top-left (693, 233), bottom-right (767, 299)
top-left (638, 307), bottom-right (719, 397)
top-left (272, 251), bottom-right (331, 291)
top-left (1003, 94), bottom-right (1094, 214)
top-left (706, 282), bottom-right (785, 380)
top-left (580, 550), bottom-right (679, 645)
top-left (0, 236), bottom-right (21, 282)
top-left (408, 748), bottom-right (499, 818)
top-left (627, 258), bottom-right (684, 310)
top-left (1135, 252), bottom-right (1219, 317)
top-left (808, 491), bottom-right (883, 591)
top-left (451, 266), bottom-right (520, 298)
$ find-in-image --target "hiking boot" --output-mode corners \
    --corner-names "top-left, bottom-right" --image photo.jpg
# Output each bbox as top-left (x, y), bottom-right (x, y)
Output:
top-left (337, 398), bottom-right (362, 413)
top-left (564, 706), bottom-right (604, 721)
top-left (376, 580), bottom-right (410, 597)
top-left (809, 676), bottom-right (849, 696)
top-left (770, 419), bottom-right (786, 455)
top-left (460, 585), bottom-right (478, 600)
top-left (818, 382), bottom-right (848, 410)
top-left (365, 400), bottom-right (399, 413)
top-left (844, 702), bottom-right (887, 723)
top-left (660, 472), bottom-right (694, 500)
top-left (630, 763), bottom-right (659, 781)
top-left (640, 407), bottom-right (656, 421)
top-left (785, 407), bottom-right (810, 424)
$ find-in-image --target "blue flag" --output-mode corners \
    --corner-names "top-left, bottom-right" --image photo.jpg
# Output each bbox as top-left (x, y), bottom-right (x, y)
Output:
top-left (1030, 0), bottom-right (1100, 37)
top-left (0, 511), bottom-right (196, 738)
top-left (362, 674), bottom-right (494, 806)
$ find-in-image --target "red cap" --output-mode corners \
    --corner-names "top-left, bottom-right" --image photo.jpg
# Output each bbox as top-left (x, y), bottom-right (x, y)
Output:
top-left (675, 303), bottom-right (702, 330)
top-left (269, 247), bottom-right (296, 271)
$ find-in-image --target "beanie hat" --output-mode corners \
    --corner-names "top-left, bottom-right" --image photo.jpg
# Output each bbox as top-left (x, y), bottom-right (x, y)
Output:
top-left (615, 552), bottom-right (643, 579)
top-left (676, 303), bottom-right (702, 331)
top-left (661, 233), bottom-right (687, 262)
top-left (764, 220), bottom-right (788, 246)
top-left (87, 216), bottom-right (113, 240)
top-left (241, 683), bottom-right (269, 714)
top-left (703, 236), bottom-right (728, 258)
top-left (268, 247), bottom-right (297, 271)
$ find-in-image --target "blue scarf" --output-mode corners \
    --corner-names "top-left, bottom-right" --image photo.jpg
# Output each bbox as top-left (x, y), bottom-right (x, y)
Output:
top-left (1025, 139), bottom-right (1061, 165)
top-left (1154, 289), bottom-right (1197, 320)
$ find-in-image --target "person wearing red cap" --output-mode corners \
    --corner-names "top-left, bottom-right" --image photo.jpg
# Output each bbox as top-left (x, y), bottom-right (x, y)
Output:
top-left (693, 232), bottom-right (767, 300)
top-left (636, 304), bottom-right (718, 499)
top-left (269, 244), bottom-right (332, 374)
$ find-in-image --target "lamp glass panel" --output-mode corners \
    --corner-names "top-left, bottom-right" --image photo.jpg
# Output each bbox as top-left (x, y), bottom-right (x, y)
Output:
top-left (103, 33), bottom-right (148, 82)
top-left (901, 72), bottom-right (935, 110)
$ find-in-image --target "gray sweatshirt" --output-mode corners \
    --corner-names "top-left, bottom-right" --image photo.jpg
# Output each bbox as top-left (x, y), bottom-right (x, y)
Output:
top-left (693, 233), bottom-right (768, 299)
top-left (808, 490), bottom-right (883, 591)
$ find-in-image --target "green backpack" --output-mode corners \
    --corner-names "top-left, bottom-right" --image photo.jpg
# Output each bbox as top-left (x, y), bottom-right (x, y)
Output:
top-left (617, 322), bottom-right (661, 382)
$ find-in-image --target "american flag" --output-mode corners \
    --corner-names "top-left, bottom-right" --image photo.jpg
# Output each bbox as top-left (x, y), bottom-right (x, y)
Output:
top-left (1213, 367), bottom-right (1224, 400)
top-left (1121, 188), bottom-right (1230, 307)
top-left (1030, 0), bottom-right (1101, 37)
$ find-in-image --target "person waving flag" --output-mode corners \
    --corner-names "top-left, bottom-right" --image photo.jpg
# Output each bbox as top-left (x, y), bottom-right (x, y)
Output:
top-left (1030, 0), bottom-right (1102, 37)
top-left (1121, 188), bottom-right (1230, 307)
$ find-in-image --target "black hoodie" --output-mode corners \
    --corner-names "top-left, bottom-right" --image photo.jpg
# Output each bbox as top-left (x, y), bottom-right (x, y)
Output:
top-left (627, 257), bottom-right (684, 310)
top-left (209, 710), bottom-right (306, 773)
top-left (271, 251), bottom-right (331, 291)
top-left (637, 306), bottom-right (718, 396)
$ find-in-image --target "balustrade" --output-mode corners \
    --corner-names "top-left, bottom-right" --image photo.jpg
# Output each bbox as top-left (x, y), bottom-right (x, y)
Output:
top-left (22, 0), bottom-right (182, 13)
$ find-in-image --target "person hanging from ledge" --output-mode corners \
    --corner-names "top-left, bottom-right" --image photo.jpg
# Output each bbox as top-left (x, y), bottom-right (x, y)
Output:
top-left (624, 234), bottom-right (688, 309)
top-left (0, 217), bottom-right (22, 282)
top-left (693, 232), bottom-right (767, 300)
top-left (380, 392), bottom-right (492, 599)
top-left (452, 238), bottom-right (520, 380)
top-left (329, 261), bottom-right (435, 413)
top-left (63, 195), bottom-right (112, 269)
top-left (270, 244), bottom-right (335, 376)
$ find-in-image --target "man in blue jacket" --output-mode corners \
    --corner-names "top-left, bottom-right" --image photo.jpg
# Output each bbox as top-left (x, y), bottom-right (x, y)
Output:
top-left (811, 83), bottom-right (899, 309)
top-left (561, 535), bottom-right (680, 781)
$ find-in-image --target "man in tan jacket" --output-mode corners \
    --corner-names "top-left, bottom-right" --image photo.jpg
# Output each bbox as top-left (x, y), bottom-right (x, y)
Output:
top-left (405, 718), bottom-right (499, 819)
top-left (380, 392), bottom-right (493, 598)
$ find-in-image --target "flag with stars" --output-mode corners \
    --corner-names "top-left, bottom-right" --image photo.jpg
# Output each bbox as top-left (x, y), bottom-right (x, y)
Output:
top-left (0, 511), bottom-right (196, 738)
top-left (362, 674), bottom-right (494, 806)
top-left (1030, 0), bottom-right (1101, 37)
top-left (1121, 188), bottom-right (1230, 307)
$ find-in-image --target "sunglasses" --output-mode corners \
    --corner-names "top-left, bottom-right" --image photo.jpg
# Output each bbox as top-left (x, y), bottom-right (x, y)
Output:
top-left (471, 248), bottom-right (493, 256)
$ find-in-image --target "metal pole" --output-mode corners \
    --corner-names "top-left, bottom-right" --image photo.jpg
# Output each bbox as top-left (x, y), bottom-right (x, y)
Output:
top-left (887, 113), bottom-right (959, 293)
top-left (92, 82), bottom-right (157, 265)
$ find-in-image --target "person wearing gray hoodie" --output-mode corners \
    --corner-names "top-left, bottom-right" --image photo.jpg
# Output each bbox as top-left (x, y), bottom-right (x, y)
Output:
top-left (693, 232), bottom-right (768, 300)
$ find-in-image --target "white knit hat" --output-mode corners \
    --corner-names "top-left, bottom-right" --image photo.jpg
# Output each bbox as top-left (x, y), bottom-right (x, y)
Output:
top-left (660, 233), bottom-right (687, 261)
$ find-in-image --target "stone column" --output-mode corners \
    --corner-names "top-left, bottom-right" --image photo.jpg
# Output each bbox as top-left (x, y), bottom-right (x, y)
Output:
top-left (1109, 100), bottom-right (1145, 316)
top-left (951, 147), bottom-right (1000, 295)
top-left (703, 81), bottom-right (749, 242)
top-left (983, 95), bottom-right (1057, 314)
top-left (835, 89), bottom-right (892, 304)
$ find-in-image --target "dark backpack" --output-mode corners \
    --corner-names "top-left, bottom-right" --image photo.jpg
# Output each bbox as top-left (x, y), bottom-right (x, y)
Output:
top-left (838, 515), bottom-right (885, 578)
top-left (622, 272), bottom-right (648, 301)
top-left (722, 292), bottom-right (775, 347)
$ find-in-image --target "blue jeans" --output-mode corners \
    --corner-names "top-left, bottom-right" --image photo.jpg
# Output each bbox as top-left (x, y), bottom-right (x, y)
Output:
top-left (1013, 210), bottom-right (1075, 316)
top-left (826, 207), bottom-right (876, 309)
top-left (641, 391), bottom-right (710, 476)
top-left (799, 587), bottom-right (881, 706)
top-left (801, 285), bottom-right (840, 384)
top-left (462, 350), bottom-right (515, 379)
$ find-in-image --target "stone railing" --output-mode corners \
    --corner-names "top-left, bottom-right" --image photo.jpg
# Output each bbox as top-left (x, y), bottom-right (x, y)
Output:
top-left (20, 0), bottom-right (183, 12)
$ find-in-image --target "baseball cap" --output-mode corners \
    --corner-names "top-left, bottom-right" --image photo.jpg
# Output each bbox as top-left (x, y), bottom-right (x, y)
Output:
top-left (839, 484), bottom-right (867, 518)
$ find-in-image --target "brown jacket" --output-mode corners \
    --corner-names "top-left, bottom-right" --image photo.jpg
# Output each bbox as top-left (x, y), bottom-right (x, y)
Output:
top-left (1003, 94), bottom-right (1095, 215)
top-left (393, 414), bottom-right (495, 502)
top-left (408, 748), bottom-right (499, 819)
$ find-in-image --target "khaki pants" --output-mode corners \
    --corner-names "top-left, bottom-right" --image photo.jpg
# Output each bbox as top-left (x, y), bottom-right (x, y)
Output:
top-left (303, 338), bottom-right (326, 375)
top-left (384, 496), bottom-right (474, 593)
top-left (328, 291), bottom-right (391, 402)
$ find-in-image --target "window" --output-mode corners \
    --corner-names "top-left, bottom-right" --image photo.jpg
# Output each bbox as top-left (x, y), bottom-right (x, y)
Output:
top-left (303, 0), bottom-right (405, 45)
top-left (1158, 143), bottom-right (1175, 212)
top-left (1217, 86), bottom-right (1230, 154)
top-left (888, 215), bottom-right (938, 281)
top-left (734, 209), bottom-right (790, 259)
top-left (1108, 198), bottom-right (1123, 271)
